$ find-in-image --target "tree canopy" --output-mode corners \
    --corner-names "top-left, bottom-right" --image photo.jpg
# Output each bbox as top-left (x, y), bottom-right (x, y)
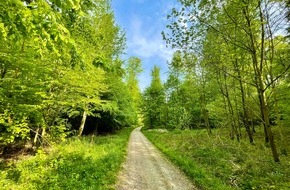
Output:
top-left (0, 0), bottom-right (140, 149)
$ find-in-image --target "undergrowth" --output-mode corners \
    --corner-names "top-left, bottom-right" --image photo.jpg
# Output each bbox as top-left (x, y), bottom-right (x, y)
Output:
top-left (0, 127), bottom-right (133, 190)
top-left (143, 127), bottom-right (290, 190)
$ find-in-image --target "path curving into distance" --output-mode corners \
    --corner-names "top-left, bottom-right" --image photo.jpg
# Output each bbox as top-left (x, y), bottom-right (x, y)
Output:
top-left (116, 127), bottom-right (196, 190)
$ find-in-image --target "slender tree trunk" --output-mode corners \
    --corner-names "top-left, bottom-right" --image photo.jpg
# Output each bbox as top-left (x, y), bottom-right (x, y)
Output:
top-left (33, 128), bottom-right (40, 145)
top-left (258, 1), bottom-right (279, 162)
top-left (242, 2), bottom-right (279, 162)
top-left (259, 85), bottom-right (279, 162)
top-left (78, 110), bottom-right (87, 136)
top-left (267, 12), bottom-right (284, 143)
top-left (41, 127), bottom-right (46, 138)
top-left (235, 60), bottom-right (253, 143)
top-left (233, 83), bottom-right (242, 140)
top-left (243, 3), bottom-right (269, 142)
top-left (216, 69), bottom-right (233, 138)
top-left (225, 86), bottom-right (239, 141)
top-left (240, 82), bottom-right (253, 143)
top-left (221, 70), bottom-right (239, 141)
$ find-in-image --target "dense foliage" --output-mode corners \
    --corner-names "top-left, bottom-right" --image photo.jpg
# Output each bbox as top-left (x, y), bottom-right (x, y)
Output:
top-left (142, 66), bottom-right (166, 129)
top-left (124, 57), bottom-right (143, 126)
top-left (0, 0), bottom-right (139, 151)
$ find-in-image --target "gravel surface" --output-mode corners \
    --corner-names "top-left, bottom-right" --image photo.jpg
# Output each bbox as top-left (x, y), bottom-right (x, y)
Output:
top-left (116, 127), bottom-right (196, 190)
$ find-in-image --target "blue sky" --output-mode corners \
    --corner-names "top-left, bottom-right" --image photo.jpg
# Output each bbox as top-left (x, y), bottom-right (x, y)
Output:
top-left (111, 0), bottom-right (178, 90)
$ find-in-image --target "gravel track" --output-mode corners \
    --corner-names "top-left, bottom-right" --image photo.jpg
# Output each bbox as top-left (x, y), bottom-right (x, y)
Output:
top-left (116, 127), bottom-right (196, 190)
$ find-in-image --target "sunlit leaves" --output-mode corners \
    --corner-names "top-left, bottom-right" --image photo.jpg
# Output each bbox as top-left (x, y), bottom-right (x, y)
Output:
top-left (0, 0), bottom-right (127, 145)
top-left (142, 66), bottom-right (166, 129)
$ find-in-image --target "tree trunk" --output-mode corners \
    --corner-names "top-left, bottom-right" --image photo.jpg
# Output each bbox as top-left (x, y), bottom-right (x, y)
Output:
top-left (216, 69), bottom-right (234, 138)
top-left (233, 85), bottom-right (242, 140)
top-left (78, 110), bottom-right (87, 136)
top-left (240, 85), bottom-right (253, 143)
top-left (41, 127), bottom-right (46, 138)
top-left (243, 2), bottom-right (279, 162)
top-left (221, 70), bottom-right (239, 141)
top-left (33, 128), bottom-right (40, 145)
top-left (259, 86), bottom-right (280, 162)
top-left (225, 87), bottom-right (239, 141)
top-left (236, 60), bottom-right (253, 143)
top-left (267, 14), bottom-right (284, 144)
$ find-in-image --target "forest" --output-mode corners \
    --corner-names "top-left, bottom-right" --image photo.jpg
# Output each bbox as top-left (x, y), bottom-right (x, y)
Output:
top-left (0, 0), bottom-right (142, 189)
top-left (0, 0), bottom-right (142, 149)
top-left (156, 0), bottom-right (290, 163)
top-left (143, 0), bottom-right (290, 188)
top-left (0, 0), bottom-right (290, 189)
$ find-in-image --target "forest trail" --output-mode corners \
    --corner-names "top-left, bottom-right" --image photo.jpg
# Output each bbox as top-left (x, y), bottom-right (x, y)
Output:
top-left (116, 127), bottom-right (196, 190)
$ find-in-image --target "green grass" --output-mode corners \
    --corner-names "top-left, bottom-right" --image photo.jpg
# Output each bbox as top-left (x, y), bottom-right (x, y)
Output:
top-left (0, 127), bottom-right (133, 190)
top-left (143, 127), bottom-right (290, 190)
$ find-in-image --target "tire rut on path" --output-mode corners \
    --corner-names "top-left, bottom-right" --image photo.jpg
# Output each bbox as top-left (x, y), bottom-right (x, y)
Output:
top-left (116, 127), bottom-right (197, 190)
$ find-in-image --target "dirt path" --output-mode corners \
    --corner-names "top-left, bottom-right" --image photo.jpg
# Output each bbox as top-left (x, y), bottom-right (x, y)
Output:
top-left (116, 127), bottom-right (196, 190)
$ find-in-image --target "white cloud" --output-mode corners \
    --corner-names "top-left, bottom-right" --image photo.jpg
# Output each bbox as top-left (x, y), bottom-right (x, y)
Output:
top-left (127, 15), bottom-right (174, 62)
top-left (121, 1), bottom-right (180, 90)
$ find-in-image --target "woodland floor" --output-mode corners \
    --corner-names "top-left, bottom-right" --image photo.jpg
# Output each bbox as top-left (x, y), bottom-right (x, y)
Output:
top-left (115, 127), bottom-right (196, 190)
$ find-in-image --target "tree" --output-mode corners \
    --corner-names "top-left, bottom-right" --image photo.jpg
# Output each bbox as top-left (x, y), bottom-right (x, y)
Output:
top-left (125, 57), bottom-right (143, 125)
top-left (164, 51), bottom-right (201, 130)
top-left (142, 66), bottom-right (166, 129)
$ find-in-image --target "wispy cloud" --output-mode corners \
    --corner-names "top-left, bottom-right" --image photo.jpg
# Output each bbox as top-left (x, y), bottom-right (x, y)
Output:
top-left (128, 15), bottom-right (174, 62)
top-left (112, 0), bottom-right (178, 90)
